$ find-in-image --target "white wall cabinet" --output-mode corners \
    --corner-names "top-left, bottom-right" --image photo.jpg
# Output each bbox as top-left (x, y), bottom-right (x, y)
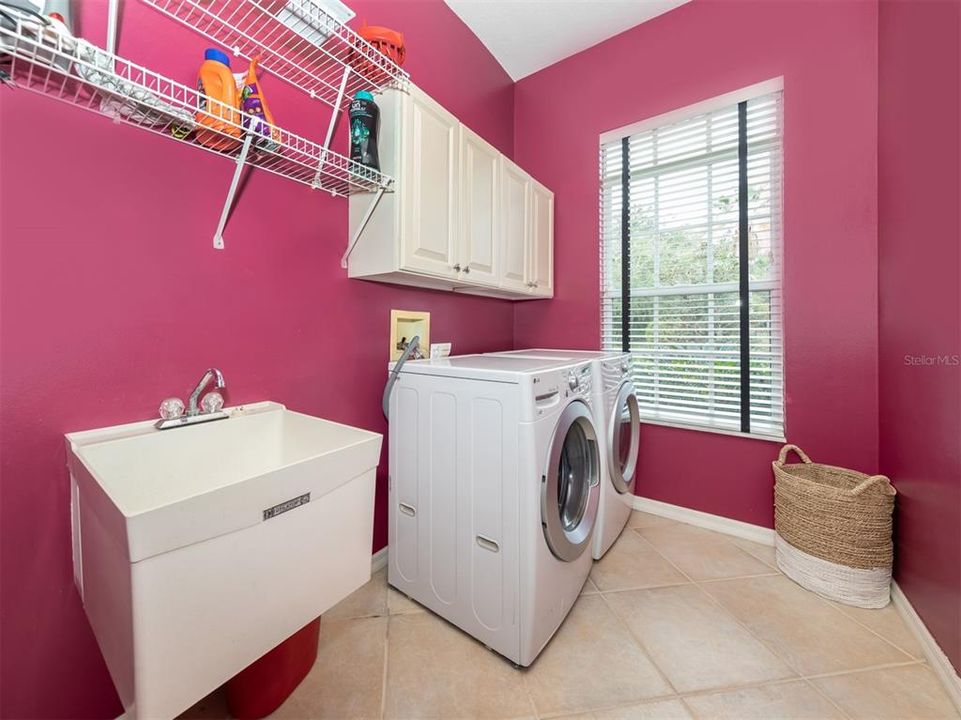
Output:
top-left (348, 84), bottom-right (553, 299)
top-left (458, 125), bottom-right (501, 288)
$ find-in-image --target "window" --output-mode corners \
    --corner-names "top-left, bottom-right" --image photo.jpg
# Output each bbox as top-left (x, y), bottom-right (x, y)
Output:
top-left (600, 80), bottom-right (784, 439)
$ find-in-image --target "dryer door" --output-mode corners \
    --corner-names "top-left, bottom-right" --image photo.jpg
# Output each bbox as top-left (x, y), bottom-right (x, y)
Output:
top-left (542, 400), bottom-right (600, 562)
top-left (608, 382), bottom-right (640, 494)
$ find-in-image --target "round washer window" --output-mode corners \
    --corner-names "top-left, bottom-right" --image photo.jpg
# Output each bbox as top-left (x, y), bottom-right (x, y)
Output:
top-left (558, 421), bottom-right (593, 531)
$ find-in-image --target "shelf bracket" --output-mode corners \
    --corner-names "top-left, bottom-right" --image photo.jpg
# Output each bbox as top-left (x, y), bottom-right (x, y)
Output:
top-left (312, 65), bottom-right (350, 190)
top-left (341, 186), bottom-right (386, 268)
top-left (213, 133), bottom-right (254, 250)
top-left (106, 0), bottom-right (119, 55)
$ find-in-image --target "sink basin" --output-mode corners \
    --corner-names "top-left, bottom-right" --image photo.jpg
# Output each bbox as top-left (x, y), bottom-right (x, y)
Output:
top-left (67, 401), bottom-right (382, 719)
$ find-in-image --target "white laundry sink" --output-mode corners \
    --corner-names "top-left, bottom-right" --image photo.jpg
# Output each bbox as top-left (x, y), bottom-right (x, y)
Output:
top-left (67, 401), bottom-right (382, 720)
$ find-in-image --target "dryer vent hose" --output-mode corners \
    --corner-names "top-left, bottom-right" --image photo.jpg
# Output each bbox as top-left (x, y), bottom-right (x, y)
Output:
top-left (382, 335), bottom-right (420, 419)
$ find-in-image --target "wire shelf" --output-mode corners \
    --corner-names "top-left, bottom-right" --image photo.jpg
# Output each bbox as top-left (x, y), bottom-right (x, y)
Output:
top-left (0, 14), bottom-right (393, 197)
top-left (140, 0), bottom-right (409, 109)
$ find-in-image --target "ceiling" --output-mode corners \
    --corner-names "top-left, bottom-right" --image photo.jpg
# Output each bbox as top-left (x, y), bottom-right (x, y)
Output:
top-left (443, 0), bottom-right (692, 80)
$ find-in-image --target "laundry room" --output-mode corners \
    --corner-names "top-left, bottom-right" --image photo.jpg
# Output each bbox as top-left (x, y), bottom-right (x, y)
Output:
top-left (0, 0), bottom-right (958, 718)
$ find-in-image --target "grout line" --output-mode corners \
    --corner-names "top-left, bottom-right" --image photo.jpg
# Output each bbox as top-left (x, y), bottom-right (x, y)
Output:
top-left (800, 658), bottom-right (924, 682)
top-left (379, 615), bottom-right (391, 720)
top-left (535, 692), bottom-right (684, 719)
top-left (690, 570), bottom-right (782, 584)
top-left (802, 677), bottom-right (854, 720)
top-left (687, 578), bottom-right (808, 679)
top-left (817, 597), bottom-right (923, 662)
top-left (595, 586), bottom-right (682, 697)
top-left (628, 528), bottom-right (698, 583)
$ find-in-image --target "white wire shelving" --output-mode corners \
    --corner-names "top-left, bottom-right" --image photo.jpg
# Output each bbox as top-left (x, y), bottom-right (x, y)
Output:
top-left (140, 0), bottom-right (409, 110)
top-left (0, 8), bottom-right (397, 249)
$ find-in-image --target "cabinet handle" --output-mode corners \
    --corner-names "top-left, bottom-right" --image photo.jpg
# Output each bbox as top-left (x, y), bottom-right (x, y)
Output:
top-left (452, 263), bottom-right (461, 272)
top-left (463, 266), bottom-right (470, 274)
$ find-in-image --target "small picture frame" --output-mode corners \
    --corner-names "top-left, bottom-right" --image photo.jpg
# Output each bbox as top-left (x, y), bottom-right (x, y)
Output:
top-left (389, 309), bottom-right (430, 361)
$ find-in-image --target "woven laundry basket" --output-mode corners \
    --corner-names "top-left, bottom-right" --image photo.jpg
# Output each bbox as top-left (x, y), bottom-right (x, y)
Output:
top-left (773, 445), bottom-right (896, 608)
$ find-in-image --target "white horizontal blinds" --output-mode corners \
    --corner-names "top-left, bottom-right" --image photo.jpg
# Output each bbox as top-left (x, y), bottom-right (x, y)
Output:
top-left (600, 141), bottom-right (624, 353)
top-left (599, 89), bottom-right (784, 438)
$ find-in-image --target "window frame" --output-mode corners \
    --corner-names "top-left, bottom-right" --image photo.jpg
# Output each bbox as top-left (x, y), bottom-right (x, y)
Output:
top-left (599, 78), bottom-right (786, 442)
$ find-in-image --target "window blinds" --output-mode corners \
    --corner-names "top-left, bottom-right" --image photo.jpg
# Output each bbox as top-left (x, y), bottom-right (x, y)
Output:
top-left (600, 87), bottom-right (784, 438)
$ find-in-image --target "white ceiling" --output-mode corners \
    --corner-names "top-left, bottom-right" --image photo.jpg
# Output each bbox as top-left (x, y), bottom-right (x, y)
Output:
top-left (444, 0), bottom-right (692, 80)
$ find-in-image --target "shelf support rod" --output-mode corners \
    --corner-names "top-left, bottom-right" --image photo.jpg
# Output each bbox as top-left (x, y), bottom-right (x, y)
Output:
top-left (106, 0), bottom-right (119, 55)
top-left (213, 133), bottom-right (254, 250)
top-left (312, 66), bottom-right (350, 189)
top-left (341, 186), bottom-right (386, 268)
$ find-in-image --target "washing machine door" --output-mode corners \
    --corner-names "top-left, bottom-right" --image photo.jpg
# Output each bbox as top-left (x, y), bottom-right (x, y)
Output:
top-left (542, 400), bottom-right (600, 562)
top-left (608, 382), bottom-right (640, 494)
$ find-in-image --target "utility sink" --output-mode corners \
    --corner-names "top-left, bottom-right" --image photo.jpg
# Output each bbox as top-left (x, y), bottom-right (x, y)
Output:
top-left (67, 402), bottom-right (382, 720)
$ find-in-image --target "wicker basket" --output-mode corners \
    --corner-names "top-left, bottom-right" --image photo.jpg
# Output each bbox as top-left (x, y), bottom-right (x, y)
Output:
top-left (773, 445), bottom-right (896, 608)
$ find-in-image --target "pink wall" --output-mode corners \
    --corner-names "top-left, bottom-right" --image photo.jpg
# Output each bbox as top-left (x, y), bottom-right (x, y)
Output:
top-left (878, 0), bottom-right (961, 673)
top-left (0, 2), bottom-right (515, 717)
top-left (513, 0), bottom-right (881, 527)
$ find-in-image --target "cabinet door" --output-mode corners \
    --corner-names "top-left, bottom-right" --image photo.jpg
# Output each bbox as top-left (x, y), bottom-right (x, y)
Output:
top-left (499, 159), bottom-right (531, 293)
top-left (458, 126), bottom-right (500, 287)
top-left (529, 180), bottom-right (554, 296)
top-left (401, 90), bottom-right (459, 278)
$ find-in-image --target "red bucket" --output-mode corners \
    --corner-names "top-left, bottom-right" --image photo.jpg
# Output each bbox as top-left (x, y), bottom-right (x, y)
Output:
top-left (226, 618), bottom-right (320, 719)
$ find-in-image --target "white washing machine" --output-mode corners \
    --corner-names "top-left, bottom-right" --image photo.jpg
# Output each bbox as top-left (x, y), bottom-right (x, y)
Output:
top-left (387, 354), bottom-right (600, 666)
top-left (490, 350), bottom-right (640, 559)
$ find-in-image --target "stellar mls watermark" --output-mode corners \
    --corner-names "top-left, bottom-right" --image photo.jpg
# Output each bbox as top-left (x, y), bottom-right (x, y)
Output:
top-left (904, 354), bottom-right (961, 366)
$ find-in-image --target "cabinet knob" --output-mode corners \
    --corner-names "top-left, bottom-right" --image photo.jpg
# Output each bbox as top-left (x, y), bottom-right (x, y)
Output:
top-left (453, 263), bottom-right (461, 272)
top-left (463, 266), bottom-right (470, 274)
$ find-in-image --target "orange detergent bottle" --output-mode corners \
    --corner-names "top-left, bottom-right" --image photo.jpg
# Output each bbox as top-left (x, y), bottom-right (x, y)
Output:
top-left (196, 48), bottom-right (242, 152)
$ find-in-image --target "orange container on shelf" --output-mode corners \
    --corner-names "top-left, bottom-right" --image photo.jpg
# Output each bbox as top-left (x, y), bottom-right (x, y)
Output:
top-left (196, 48), bottom-right (242, 152)
top-left (352, 21), bottom-right (406, 84)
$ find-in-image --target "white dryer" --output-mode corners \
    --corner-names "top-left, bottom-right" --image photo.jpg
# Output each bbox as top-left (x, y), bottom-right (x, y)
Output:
top-left (387, 354), bottom-right (600, 666)
top-left (490, 350), bottom-right (640, 559)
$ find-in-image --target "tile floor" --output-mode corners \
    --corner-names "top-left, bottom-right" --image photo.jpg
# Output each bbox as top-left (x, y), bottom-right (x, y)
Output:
top-left (180, 513), bottom-right (959, 720)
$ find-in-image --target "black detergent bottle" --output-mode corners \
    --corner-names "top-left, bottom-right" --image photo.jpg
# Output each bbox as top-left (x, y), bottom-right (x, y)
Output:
top-left (349, 90), bottom-right (380, 171)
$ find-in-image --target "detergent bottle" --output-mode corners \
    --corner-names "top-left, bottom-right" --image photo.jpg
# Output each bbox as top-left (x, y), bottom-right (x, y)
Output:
top-left (349, 90), bottom-right (380, 171)
top-left (196, 48), bottom-right (242, 152)
top-left (236, 57), bottom-right (281, 150)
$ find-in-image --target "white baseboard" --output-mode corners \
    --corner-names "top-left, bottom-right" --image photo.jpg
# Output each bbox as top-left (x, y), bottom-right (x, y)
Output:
top-left (632, 495), bottom-right (961, 712)
top-left (632, 495), bottom-right (776, 546)
top-left (371, 546), bottom-right (388, 573)
top-left (891, 582), bottom-right (961, 713)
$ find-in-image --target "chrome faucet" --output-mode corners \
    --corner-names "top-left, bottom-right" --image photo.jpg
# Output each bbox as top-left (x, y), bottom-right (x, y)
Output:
top-left (187, 368), bottom-right (225, 416)
top-left (155, 368), bottom-right (229, 430)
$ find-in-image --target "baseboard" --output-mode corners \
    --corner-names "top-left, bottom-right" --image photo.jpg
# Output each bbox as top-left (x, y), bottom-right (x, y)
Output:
top-left (891, 582), bottom-right (961, 713)
top-left (632, 496), bottom-right (776, 546)
top-left (371, 546), bottom-right (388, 573)
top-left (631, 495), bottom-right (961, 712)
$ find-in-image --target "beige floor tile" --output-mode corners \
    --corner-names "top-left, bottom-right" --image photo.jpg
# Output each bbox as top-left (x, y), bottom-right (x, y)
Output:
top-left (323, 568), bottom-right (388, 620)
top-left (383, 612), bottom-right (534, 719)
top-left (553, 698), bottom-right (693, 719)
top-left (702, 576), bottom-right (914, 676)
top-left (290, 616), bottom-right (387, 720)
top-left (813, 664), bottom-right (960, 719)
top-left (387, 584), bottom-right (425, 614)
top-left (590, 530), bottom-right (689, 591)
top-left (525, 594), bottom-right (672, 716)
top-left (627, 512), bottom-right (677, 530)
top-left (729, 537), bottom-right (779, 569)
top-left (605, 585), bottom-right (795, 693)
top-left (267, 694), bottom-right (312, 719)
top-left (581, 577), bottom-right (600, 595)
top-left (683, 680), bottom-right (845, 719)
top-left (637, 524), bottom-right (775, 581)
top-left (827, 602), bottom-right (924, 659)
